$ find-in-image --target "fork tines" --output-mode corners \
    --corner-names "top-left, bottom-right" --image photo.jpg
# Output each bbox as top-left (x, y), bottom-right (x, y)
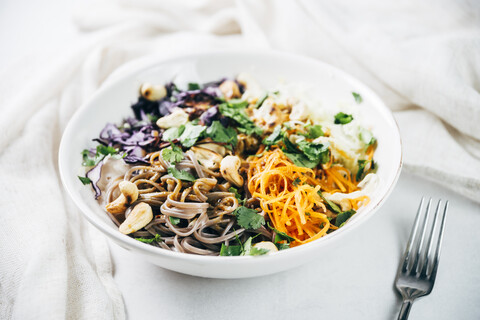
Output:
top-left (401, 198), bottom-right (449, 279)
top-left (395, 198), bottom-right (449, 319)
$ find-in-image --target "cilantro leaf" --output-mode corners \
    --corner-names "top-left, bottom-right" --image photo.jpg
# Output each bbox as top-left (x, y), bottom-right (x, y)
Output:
top-left (206, 121), bottom-right (238, 147)
top-left (282, 135), bottom-right (330, 169)
top-left (220, 235), bottom-right (272, 256)
top-left (282, 135), bottom-right (298, 153)
top-left (147, 114), bottom-right (159, 123)
top-left (242, 237), bottom-right (253, 255)
top-left (227, 99), bottom-right (249, 109)
top-left (266, 224), bottom-right (294, 250)
top-left (234, 206), bottom-right (265, 230)
top-left (254, 93), bottom-right (268, 109)
top-left (135, 234), bottom-right (162, 244)
top-left (228, 187), bottom-right (245, 205)
top-left (81, 145), bottom-right (119, 167)
top-left (276, 243), bottom-right (290, 250)
top-left (167, 167), bottom-right (196, 182)
top-left (188, 82), bottom-right (200, 90)
top-left (78, 176), bottom-right (92, 185)
top-left (306, 124), bottom-right (324, 139)
top-left (236, 123), bottom-right (263, 136)
top-left (335, 209), bottom-right (356, 227)
top-left (266, 222), bottom-right (295, 243)
top-left (368, 137), bottom-right (377, 147)
top-left (179, 123), bottom-right (206, 148)
top-left (274, 230), bottom-right (295, 243)
top-left (263, 125), bottom-right (283, 146)
top-left (229, 186), bottom-right (241, 199)
top-left (250, 247), bottom-right (269, 256)
top-left (81, 149), bottom-right (96, 166)
top-left (135, 238), bottom-right (154, 244)
top-left (359, 128), bottom-right (376, 147)
top-left (318, 192), bottom-right (342, 214)
top-left (96, 145), bottom-right (119, 156)
top-left (284, 152), bottom-right (319, 169)
top-left (218, 101), bottom-right (263, 136)
top-left (162, 125), bottom-right (185, 142)
top-left (334, 112), bottom-right (354, 125)
top-left (292, 178), bottom-right (301, 186)
top-left (220, 244), bottom-right (242, 256)
top-left (161, 144), bottom-right (184, 164)
top-left (169, 216), bottom-right (181, 225)
top-left (242, 236), bottom-right (271, 256)
top-left (352, 92), bottom-right (363, 104)
top-left (253, 147), bottom-right (269, 158)
top-left (297, 140), bottom-right (330, 164)
top-left (356, 159), bottom-right (372, 181)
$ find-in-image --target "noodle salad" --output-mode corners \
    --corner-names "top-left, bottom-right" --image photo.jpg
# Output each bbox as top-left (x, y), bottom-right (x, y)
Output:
top-left (78, 74), bottom-right (378, 256)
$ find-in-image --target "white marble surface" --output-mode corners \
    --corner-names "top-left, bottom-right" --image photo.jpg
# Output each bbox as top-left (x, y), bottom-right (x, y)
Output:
top-left (2, 1), bottom-right (480, 319)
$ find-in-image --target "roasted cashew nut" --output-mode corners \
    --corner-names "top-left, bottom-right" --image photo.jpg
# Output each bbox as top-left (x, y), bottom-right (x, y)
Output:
top-left (219, 80), bottom-right (240, 100)
top-left (338, 199), bottom-right (352, 211)
top-left (140, 83), bottom-right (167, 101)
top-left (119, 202), bottom-right (153, 235)
top-left (196, 143), bottom-right (228, 156)
top-left (220, 156), bottom-right (244, 187)
top-left (253, 241), bottom-right (278, 253)
top-left (156, 108), bottom-right (189, 129)
top-left (105, 181), bottom-right (139, 214)
top-left (236, 133), bottom-right (259, 154)
top-left (191, 146), bottom-right (223, 170)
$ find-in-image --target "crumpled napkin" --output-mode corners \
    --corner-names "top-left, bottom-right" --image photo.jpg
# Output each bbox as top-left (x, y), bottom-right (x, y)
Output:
top-left (1, 0), bottom-right (479, 319)
top-left (234, 0), bottom-right (480, 200)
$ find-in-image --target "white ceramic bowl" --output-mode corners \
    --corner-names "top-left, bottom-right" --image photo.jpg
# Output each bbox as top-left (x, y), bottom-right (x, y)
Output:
top-left (59, 50), bottom-right (402, 279)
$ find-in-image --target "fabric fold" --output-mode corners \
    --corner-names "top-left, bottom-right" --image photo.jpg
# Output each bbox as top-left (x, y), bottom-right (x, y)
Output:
top-left (1, 0), bottom-right (479, 319)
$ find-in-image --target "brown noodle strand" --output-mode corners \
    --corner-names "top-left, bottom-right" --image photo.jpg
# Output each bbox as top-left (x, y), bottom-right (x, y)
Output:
top-left (105, 153), bottom-right (272, 255)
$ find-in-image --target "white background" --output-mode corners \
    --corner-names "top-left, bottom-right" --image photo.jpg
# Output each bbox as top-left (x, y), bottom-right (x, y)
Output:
top-left (2, 1), bottom-right (480, 319)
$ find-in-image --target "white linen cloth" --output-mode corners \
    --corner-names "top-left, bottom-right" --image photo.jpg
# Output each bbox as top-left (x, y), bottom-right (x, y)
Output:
top-left (0, 0), bottom-right (479, 319)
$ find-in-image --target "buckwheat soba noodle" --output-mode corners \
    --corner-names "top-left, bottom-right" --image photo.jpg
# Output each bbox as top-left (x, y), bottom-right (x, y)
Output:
top-left (78, 74), bottom-right (378, 256)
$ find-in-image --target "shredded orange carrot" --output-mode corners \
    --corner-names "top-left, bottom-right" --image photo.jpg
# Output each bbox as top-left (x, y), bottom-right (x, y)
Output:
top-left (247, 148), bottom-right (373, 246)
top-left (325, 166), bottom-right (359, 193)
top-left (366, 144), bottom-right (375, 160)
top-left (334, 147), bottom-right (352, 160)
top-left (350, 195), bottom-right (370, 210)
top-left (246, 149), bottom-right (337, 246)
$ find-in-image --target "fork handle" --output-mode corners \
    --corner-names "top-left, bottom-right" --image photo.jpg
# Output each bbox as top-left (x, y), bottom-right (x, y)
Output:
top-left (398, 299), bottom-right (414, 320)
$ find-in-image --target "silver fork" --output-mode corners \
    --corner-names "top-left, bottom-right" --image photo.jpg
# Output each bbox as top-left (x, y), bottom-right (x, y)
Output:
top-left (395, 198), bottom-right (449, 320)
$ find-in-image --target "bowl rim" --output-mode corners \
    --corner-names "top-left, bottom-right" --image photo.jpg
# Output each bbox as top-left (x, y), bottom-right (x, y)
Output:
top-left (58, 49), bottom-right (403, 263)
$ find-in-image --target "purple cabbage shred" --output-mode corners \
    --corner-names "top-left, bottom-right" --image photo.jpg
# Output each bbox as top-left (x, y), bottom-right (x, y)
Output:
top-left (199, 106), bottom-right (219, 126)
top-left (94, 118), bottom-right (157, 165)
top-left (82, 77), bottom-right (244, 194)
top-left (86, 161), bottom-right (103, 199)
top-left (131, 81), bottom-right (225, 120)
